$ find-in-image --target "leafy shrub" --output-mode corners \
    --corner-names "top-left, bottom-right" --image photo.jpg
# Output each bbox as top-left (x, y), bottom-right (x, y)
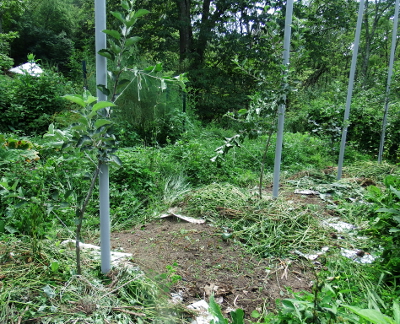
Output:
top-left (367, 175), bottom-right (400, 279)
top-left (289, 86), bottom-right (400, 160)
top-left (0, 70), bottom-right (74, 135)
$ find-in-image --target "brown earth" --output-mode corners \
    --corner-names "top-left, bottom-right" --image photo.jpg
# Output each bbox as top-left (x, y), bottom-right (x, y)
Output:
top-left (104, 190), bottom-right (327, 322)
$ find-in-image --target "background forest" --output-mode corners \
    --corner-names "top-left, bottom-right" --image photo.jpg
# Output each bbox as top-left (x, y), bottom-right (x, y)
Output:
top-left (1, 0), bottom-right (399, 153)
top-left (1, 0), bottom-right (400, 323)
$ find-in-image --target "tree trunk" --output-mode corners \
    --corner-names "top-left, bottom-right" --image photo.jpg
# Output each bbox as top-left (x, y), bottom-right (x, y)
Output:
top-left (176, 0), bottom-right (193, 62)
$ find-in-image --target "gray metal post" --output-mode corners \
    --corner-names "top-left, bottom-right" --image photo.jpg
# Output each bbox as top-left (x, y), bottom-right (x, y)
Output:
top-left (95, 0), bottom-right (111, 274)
top-left (272, 0), bottom-right (294, 198)
top-left (337, 0), bottom-right (365, 180)
top-left (378, 0), bottom-right (399, 163)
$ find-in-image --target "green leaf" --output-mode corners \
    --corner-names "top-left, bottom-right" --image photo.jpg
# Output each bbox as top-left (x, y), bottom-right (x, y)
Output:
top-left (94, 119), bottom-right (112, 128)
top-left (97, 84), bottom-right (110, 96)
top-left (116, 79), bottom-right (131, 93)
top-left (102, 29), bottom-right (121, 40)
top-left (51, 261), bottom-right (59, 273)
top-left (47, 123), bottom-right (54, 135)
top-left (209, 295), bottom-right (228, 324)
top-left (390, 186), bottom-right (400, 200)
top-left (92, 101), bottom-right (116, 113)
top-left (110, 42), bottom-right (121, 54)
top-left (342, 305), bottom-right (396, 324)
top-left (133, 9), bottom-right (150, 19)
top-left (98, 49), bottom-right (115, 61)
top-left (377, 208), bottom-right (400, 215)
top-left (62, 95), bottom-right (85, 107)
top-left (111, 11), bottom-right (125, 24)
top-left (125, 36), bottom-right (142, 46)
top-left (83, 93), bottom-right (97, 105)
top-left (76, 135), bottom-right (92, 147)
top-left (121, 1), bottom-right (129, 10)
top-left (230, 308), bottom-right (245, 324)
top-left (110, 154), bottom-right (123, 166)
top-left (393, 301), bottom-right (400, 324)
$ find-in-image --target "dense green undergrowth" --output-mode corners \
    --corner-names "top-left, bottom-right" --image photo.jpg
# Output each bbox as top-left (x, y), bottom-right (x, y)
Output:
top-left (1, 127), bottom-right (400, 323)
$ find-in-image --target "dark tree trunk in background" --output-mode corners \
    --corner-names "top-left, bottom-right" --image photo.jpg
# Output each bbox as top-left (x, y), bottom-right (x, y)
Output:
top-left (176, 0), bottom-right (193, 62)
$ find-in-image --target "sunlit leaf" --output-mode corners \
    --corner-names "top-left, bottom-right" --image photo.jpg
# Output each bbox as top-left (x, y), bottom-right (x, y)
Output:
top-left (94, 119), bottom-right (112, 128)
top-left (62, 95), bottom-right (85, 107)
top-left (92, 101), bottom-right (116, 113)
top-left (102, 29), bottom-right (121, 40)
top-left (133, 9), bottom-right (150, 18)
top-left (126, 36), bottom-right (142, 46)
top-left (111, 11), bottom-right (125, 24)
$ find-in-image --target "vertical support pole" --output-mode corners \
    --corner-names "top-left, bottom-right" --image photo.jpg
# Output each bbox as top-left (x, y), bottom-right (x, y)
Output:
top-left (95, 0), bottom-right (110, 274)
top-left (378, 0), bottom-right (399, 163)
top-left (272, 0), bottom-right (294, 198)
top-left (337, 0), bottom-right (365, 180)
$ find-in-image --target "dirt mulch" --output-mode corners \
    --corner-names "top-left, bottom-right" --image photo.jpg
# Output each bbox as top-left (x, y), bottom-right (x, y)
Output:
top-left (107, 217), bottom-right (316, 321)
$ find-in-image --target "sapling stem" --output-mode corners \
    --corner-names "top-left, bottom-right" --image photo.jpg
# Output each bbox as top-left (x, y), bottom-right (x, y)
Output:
top-left (76, 161), bottom-right (101, 275)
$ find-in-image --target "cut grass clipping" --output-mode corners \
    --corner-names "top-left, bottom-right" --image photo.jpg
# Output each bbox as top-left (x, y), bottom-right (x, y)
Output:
top-left (181, 183), bottom-right (330, 258)
top-left (0, 236), bottom-right (190, 323)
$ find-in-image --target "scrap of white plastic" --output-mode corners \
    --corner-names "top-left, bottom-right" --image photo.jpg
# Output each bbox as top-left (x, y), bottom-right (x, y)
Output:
top-left (294, 189), bottom-right (320, 195)
top-left (61, 239), bottom-right (132, 266)
top-left (321, 218), bottom-right (356, 232)
top-left (294, 246), bottom-right (329, 261)
top-left (160, 208), bottom-right (205, 224)
top-left (340, 248), bottom-right (376, 264)
top-left (188, 300), bottom-right (218, 324)
top-left (9, 62), bottom-right (43, 76)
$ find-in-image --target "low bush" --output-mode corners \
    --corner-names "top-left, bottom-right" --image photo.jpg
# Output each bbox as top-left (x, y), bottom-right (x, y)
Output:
top-left (0, 70), bottom-right (75, 135)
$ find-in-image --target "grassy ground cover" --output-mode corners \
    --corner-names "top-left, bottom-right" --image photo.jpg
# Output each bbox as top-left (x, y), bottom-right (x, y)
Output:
top-left (0, 129), bottom-right (399, 323)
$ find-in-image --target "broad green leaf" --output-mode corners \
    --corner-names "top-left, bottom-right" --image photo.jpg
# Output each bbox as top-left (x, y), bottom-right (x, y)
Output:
top-left (209, 295), bottom-right (228, 324)
top-left (110, 154), bottom-right (123, 166)
top-left (76, 135), bottom-right (92, 147)
top-left (393, 301), bottom-right (400, 324)
top-left (98, 49), bottom-right (115, 61)
top-left (97, 84), bottom-right (110, 96)
top-left (133, 9), bottom-right (150, 19)
top-left (125, 36), bottom-right (141, 47)
top-left (92, 101), bottom-right (116, 113)
top-left (83, 93), bottom-right (97, 105)
top-left (47, 123), bottom-right (54, 135)
top-left (342, 305), bottom-right (395, 324)
top-left (251, 310), bottom-right (260, 319)
top-left (111, 11), bottom-right (125, 24)
top-left (126, 16), bottom-right (137, 28)
top-left (110, 42), bottom-right (121, 54)
top-left (230, 308), bottom-right (245, 324)
top-left (116, 79), bottom-right (131, 93)
top-left (389, 228), bottom-right (400, 233)
top-left (154, 62), bottom-right (163, 72)
top-left (94, 119), bottom-right (112, 128)
top-left (393, 216), bottom-right (400, 224)
top-left (390, 186), bottom-right (400, 200)
top-left (102, 29), bottom-right (121, 40)
top-left (121, 1), bottom-right (129, 10)
top-left (63, 95), bottom-right (85, 107)
top-left (377, 208), bottom-right (400, 215)
top-left (11, 180), bottom-right (19, 191)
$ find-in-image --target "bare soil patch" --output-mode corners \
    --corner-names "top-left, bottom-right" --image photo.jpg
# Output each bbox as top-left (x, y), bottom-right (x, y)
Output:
top-left (106, 200), bottom-right (319, 321)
